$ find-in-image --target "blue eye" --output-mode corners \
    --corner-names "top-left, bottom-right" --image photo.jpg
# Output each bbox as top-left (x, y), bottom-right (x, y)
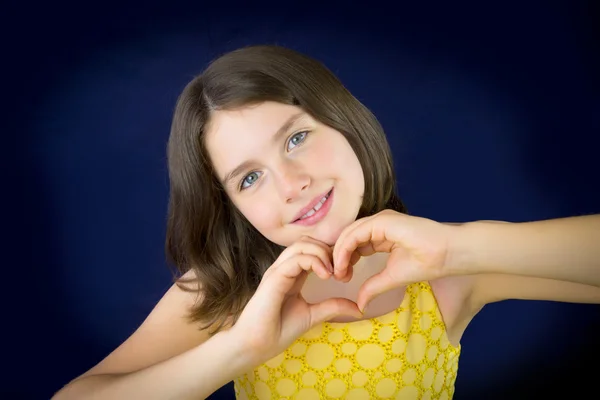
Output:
top-left (287, 131), bottom-right (308, 151)
top-left (240, 171), bottom-right (262, 190)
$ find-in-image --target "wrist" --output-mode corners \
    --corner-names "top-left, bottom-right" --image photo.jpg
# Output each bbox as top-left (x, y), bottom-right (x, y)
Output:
top-left (444, 219), bottom-right (514, 276)
top-left (442, 222), bottom-right (470, 276)
top-left (207, 328), bottom-right (259, 378)
top-left (443, 220), bottom-right (488, 276)
top-left (225, 324), bottom-right (271, 368)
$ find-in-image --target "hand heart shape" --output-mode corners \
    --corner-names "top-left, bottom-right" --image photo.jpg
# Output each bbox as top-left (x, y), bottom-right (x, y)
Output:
top-left (330, 210), bottom-right (452, 312)
top-left (231, 209), bottom-right (453, 366)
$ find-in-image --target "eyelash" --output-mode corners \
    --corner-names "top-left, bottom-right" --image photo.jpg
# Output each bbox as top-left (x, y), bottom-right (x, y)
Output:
top-left (238, 131), bottom-right (310, 191)
top-left (286, 130), bottom-right (308, 152)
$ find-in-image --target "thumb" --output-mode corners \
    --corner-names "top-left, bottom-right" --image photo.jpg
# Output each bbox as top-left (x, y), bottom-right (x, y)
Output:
top-left (356, 268), bottom-right (404, 312)
top-left (308, 298), bottom-right (362, 327)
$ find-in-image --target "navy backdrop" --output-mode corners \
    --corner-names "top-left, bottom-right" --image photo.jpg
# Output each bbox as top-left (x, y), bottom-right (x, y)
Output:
top-left (6, 1), bottom-right (599, 399)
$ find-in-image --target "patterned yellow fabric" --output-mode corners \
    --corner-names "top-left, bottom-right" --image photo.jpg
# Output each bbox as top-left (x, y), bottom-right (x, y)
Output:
top-left (233, 282), bottom-right (461, 399)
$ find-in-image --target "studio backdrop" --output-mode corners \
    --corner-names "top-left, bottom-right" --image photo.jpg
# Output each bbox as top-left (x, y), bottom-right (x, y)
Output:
top-left (8, 1), bottom-right (599, 399)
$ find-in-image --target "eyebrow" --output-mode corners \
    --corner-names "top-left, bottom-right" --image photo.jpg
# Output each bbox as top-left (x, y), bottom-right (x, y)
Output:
top-left (221, 112), bottom-right (306, 187)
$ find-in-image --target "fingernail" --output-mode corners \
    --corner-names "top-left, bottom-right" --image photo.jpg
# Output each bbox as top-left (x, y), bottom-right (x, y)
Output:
top-left (360, 302), bottom-right (370, 314)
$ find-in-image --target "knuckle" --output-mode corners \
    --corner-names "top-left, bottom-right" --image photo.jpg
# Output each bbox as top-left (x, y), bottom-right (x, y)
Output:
top-left (286, 239), bottom-right (331, 266)
top-left (304, 253), bottom-right (321, 267)
top-left (297, 256), bottom-right (314, 271)
top-left (318, 246), bottom-right (330, 257)
top-left (333, 300), bottom-right (343, 313)
top-left (296, 252), bottom-right (311, 262)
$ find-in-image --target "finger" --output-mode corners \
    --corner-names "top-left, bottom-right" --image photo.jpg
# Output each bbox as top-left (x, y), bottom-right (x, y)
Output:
top-left (308, 297), bottom-right (363, 327)
top-left (333, 219), bottom-right (380, 279)
top-left (350, 250), bottom-right (362, 267)
top-left (336, 251), bottom-right (360, 283)
top-left (298, 242), bottom-right (334, 274)
top-left (339, 243), bottom-right (380, 283)
top-left (299, 235), bottom-right (333, 249)
top-left (332, 215), bottom-right (376, 267)
top-left (289, 270), bottom-right (310, 296)
top-left (355, 268), bottom-right (404, 313)
top-left (339, 265), bottom-right (353, 283)
top-left (261, 254), bottom-right (330, 302)
top-left (278, 237), bottom-right (334, 273)
top-left (277, 253), bottom-right (331, 282)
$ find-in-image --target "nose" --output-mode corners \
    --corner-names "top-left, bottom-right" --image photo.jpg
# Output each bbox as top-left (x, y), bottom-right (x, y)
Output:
top-left (274, 161), bottom-right (310, 203)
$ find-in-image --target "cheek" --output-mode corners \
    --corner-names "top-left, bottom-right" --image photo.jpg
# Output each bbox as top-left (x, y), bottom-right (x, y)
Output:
top-left (236, 196), bottom-right (281, 232)
top-left (314, 136), bottom-right (364, 191)
top-left (306, 140), bottom-right (335, 168)
top-left (352, 157), bottom-right (365, 193)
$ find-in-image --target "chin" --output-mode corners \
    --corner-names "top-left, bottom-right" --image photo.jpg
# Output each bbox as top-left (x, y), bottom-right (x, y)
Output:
top-left (317, 229), bottom-right (343, 247)
top-left (272, 228), bottom-right (342, 248)
top-left (314, 219), bottom-right (354, 246)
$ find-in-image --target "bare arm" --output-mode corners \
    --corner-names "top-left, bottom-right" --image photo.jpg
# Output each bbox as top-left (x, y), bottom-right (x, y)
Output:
top-left (449, 214), bottom-right (600, 287)
top-left (52, 275), bottom-right (252, 400)
top-left (53, 237), bottom-right (359, 400)
top-left (434, 216), bottom-right (600, 346)
top-left (53, 329), bottom-right (252, 400)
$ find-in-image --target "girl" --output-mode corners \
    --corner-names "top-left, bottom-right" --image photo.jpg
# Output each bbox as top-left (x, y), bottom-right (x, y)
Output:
top-left (53, 45), bottom-right (600, 400)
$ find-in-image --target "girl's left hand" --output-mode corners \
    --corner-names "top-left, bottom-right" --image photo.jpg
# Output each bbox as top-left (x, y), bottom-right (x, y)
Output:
top-left (332, 210), bottom-right (455, 312)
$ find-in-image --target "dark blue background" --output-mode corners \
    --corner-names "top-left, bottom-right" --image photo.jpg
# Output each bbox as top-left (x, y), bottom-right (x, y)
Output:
top-left (6, 0), bottom-right (599, 398)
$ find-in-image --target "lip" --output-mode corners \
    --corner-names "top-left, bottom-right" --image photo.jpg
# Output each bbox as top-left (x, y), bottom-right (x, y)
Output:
top-left (291, 188), bottom-right (334, 226)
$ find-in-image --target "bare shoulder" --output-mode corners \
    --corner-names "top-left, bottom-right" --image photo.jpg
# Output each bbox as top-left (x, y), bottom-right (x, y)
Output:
top-left (429, 275), bottom-right (480, 347)
top-left (74, 270), bottom-right (210, 380)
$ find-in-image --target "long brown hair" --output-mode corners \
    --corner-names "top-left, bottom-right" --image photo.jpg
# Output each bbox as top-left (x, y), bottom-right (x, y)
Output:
top-left (165, 45), bottom-right (407, 333)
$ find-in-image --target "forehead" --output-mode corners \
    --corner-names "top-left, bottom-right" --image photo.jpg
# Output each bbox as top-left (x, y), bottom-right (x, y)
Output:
top-left (205, 101), bottom-right (307, 171)
top-left (208, 101), bottom-right (303, 139)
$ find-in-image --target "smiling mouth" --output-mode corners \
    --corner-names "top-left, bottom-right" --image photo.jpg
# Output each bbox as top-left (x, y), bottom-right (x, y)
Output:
top-left (292, 188), bottom-right (334, 225)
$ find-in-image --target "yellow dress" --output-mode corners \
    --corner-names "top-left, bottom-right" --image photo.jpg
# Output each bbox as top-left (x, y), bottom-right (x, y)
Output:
top-left (233, 282), bottom-right (461, 399)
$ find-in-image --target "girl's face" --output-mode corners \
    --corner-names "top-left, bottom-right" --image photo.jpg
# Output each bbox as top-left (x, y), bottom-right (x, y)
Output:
top-left (205, 101), bottom-right (365, 247)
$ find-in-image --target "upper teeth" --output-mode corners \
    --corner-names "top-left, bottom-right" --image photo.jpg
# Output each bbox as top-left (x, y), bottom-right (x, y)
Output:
top-left (299, 194), bottom-right (329, 220)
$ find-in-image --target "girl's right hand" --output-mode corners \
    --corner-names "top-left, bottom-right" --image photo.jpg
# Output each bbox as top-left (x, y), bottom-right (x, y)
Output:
top-left (230, 236), bottom-right (362, 365)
